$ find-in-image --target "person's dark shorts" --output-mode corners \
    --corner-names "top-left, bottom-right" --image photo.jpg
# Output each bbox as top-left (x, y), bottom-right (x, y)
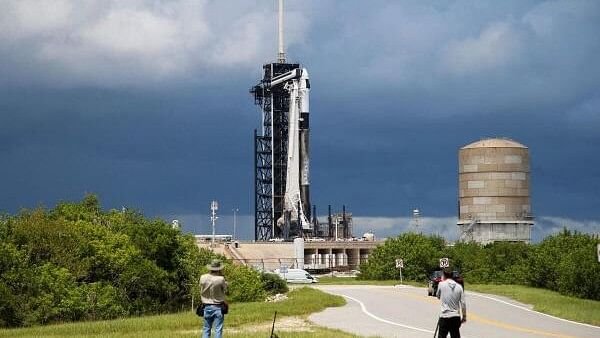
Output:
top-left (438, 316), bottom-right (461, 338)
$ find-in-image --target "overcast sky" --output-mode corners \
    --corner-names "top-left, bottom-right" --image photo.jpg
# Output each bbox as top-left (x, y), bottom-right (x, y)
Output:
top-left (1, 0), bottom-right (599, 241)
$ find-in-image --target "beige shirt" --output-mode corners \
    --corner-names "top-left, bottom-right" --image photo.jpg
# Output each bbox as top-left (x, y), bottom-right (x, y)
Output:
top-left (200, 273), bottom-right (227, 305)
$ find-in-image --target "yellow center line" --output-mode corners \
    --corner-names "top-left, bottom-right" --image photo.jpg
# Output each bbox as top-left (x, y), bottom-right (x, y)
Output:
top-left (394, 290), bottom-right (581, 338)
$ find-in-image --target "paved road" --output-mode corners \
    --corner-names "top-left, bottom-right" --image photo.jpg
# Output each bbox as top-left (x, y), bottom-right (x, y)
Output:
top-left (309, 285), bottom-right (600, 338)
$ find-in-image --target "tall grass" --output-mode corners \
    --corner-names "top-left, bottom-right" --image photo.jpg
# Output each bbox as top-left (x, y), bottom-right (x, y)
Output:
top-left (0, 288), bottom-right (352, 338)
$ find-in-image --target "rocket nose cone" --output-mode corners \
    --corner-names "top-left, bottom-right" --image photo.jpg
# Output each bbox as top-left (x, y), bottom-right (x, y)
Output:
top-left (301, 68), bottom-right (309, 79)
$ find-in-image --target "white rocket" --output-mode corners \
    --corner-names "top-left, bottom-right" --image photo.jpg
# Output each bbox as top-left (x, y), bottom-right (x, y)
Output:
top-left (270, 0), bottom-right (311, 232)
top-left (271, 68), bottom-right (311, 230)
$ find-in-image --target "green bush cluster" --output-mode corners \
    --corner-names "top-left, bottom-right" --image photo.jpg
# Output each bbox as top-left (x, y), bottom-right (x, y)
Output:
top-left (0, 195), bottom-right (276, 328)
top-left (358, 230), bottom-right (600, 300)
top-left (260, 272), bottom-right (289, 295)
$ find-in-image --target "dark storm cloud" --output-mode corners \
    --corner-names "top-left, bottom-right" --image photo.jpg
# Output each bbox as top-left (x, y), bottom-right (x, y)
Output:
top-left (0, 1), bottom-right (599, 239)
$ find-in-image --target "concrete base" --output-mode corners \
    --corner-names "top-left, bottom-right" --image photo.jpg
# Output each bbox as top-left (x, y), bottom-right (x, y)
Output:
top-left (202, 240), bottom-right (381, 272)
top-left (458, 222), bottom-right (532, 244)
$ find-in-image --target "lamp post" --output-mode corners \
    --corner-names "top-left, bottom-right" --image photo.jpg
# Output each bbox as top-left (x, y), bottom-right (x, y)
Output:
top-left (233, 208), bottom-right (239, 240)
top-left (211, 201), bottom-right (219, 248)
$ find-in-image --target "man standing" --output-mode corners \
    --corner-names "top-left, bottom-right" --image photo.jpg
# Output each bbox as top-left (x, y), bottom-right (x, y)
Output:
top-left (436, 268), bottom-right (466, 338)
top-left (200, 259), bottom-right (227, 338)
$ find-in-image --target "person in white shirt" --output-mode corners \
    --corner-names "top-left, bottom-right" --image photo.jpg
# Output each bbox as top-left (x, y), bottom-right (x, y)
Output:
top-left (436, 268), bottom-right (466, 338)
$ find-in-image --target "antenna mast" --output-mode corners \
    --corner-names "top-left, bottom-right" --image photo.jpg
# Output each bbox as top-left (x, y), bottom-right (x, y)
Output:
top-left (210, 200), bottom-right (219, 248)
top-left (278, 0), bottom-right (286, 63)
top-left (413, 208), bottom-right (420, 233)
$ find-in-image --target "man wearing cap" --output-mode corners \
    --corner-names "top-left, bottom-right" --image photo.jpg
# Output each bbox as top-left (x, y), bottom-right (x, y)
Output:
top-left (435, 268), bottom-right (466, 338)
top-left (200, 259), bottom-right (227, 338)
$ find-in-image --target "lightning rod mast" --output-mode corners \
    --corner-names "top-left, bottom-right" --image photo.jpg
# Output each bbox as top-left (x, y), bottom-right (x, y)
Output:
top-left (278, 0), bottom-right (286, 63)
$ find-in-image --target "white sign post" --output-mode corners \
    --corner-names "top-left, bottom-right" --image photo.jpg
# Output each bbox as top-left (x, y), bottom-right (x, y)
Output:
top-left (439, 258), bottom-right (450, 269)
top-left (395, 259), bottom-right (404, 284)
top-left (597, 243), bottom-right (600, 263)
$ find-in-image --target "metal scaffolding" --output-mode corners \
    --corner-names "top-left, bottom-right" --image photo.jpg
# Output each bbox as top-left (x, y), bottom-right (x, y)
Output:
top-left (252, 62), bottom-right (299, 240)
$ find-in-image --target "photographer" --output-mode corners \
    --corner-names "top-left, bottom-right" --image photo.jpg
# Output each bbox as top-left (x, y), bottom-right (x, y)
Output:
top-left (200, 259), bottom-right (228, 338)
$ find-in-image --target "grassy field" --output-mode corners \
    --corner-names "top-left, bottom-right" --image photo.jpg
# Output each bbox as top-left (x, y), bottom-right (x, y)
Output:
top-left (467, 284), bottom-right (600, 326)
top-left (0, 288), bottom-right (359, 338)
top-left (316, 277), bottom-right (600, 326)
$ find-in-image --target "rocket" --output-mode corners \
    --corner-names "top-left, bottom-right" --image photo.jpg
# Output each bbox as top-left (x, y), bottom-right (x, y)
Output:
top-left (271, 68), bottom-right (311, 231)
top-left (298, 69), bottom-right (311, 226)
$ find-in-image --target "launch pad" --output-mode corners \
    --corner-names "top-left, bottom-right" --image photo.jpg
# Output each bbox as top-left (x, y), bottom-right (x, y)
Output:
top-left (251, 0), bottom-right (351, 241)
top-left (252, 62), bottom-right (304, 240)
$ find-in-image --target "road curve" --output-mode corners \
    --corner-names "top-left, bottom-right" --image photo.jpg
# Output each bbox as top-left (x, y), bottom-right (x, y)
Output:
top-left (308, 285), bottom-right (600, 338)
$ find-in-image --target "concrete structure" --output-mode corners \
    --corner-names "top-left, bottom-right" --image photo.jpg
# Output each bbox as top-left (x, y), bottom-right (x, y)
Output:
top-left (458, 138), bottom-right (534, 244)
top-left (203, 240), bottom-right (380, 272)
top-left (303, 240), bottom-right (377, 271)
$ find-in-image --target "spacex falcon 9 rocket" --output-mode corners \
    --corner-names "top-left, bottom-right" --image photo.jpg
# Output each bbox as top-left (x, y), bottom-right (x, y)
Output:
top-left (252, 0), bottom-right (312, 240)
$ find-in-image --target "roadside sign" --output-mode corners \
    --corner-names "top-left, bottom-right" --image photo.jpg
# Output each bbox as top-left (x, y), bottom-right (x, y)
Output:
top-left (597, 243), bottom-right (600, 263)
top-left (280, 265), bottom-right (288, 274)
top-left (439, 258), bottom-right (450, 268)
top-left (395, 259), bottom-right (404, 269)
top-left (395, 259), bottom-right (404, 285)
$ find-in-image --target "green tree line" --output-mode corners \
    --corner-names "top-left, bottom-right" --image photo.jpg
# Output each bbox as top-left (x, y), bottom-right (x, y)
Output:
top-left (358, 231), bottom-right (600, 300)
top-left (0, 195), bottom-right (283, 328)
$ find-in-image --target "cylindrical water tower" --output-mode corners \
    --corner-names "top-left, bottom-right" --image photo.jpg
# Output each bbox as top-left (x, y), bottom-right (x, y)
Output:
top-left (458, 138), bottom-right (534, 244)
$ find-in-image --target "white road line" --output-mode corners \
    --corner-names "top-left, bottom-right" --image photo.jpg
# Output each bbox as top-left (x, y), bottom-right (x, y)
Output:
top-left (388, 284), bottom-right (600, 330)
top-left (467, 291), bottom-right (600, 330)
top-left (342, 294), bottom-right (435, 334)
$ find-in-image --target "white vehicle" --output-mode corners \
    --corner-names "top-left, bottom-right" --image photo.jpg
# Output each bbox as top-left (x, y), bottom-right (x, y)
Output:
top-left (274, 268), bottom-right (318, 284)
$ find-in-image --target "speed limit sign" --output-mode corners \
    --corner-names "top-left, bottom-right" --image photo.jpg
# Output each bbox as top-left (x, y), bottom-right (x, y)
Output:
top-left (395, 258), bottom-right (404, 268)
top-left (439, 258), bottom-right (450, 268)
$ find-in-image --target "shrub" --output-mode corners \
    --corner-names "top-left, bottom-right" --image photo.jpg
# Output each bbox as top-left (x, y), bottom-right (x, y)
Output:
top-left (222, 264), bottom-right (266, 302)
top-left (358, 232), bottom-right (444, 281)
top-left (358, 230), bottom-right (600, 301)
top-left (535, 230), bottom-right (600, 300)
top-left (261, 272), bottom-right (288, 294)
top-left (0, 195), bottom-right (279, 328)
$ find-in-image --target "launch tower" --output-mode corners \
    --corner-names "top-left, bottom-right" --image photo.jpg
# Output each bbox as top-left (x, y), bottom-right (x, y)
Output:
top-left (251, 0), bottom-right (312, 240)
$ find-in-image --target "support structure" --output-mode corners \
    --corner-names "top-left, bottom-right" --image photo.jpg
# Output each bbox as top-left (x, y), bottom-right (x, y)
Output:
top-left (252, 63), bottom-right (300, 240)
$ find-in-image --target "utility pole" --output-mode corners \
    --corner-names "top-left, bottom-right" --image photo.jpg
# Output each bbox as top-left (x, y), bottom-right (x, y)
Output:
top-left (211, 200), bottom-right (219, 248)
top-left (233, 207), bottom-right (239, 240)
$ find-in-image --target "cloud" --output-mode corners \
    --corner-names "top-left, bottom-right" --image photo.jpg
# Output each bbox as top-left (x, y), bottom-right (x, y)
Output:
top-left (442, 21), bottom-right (523, 75)
top-left (0, 0), bottom-right (308, 87)
top-left (534, 216), bottom-right (600, 241)
top-left (161, 213), bottom-right (255, 240)
top-left (352, 216), bottom-right (459, 241)
top-left (165, 212), bottom-right (460, 241)
top-left (2, 0), bottom-right (599, 100)
top-left (347, 215), bottom-right (600, 243)
top-left (307, 0), bottom-right (600, 118)
top-left (565, 95), bottom-right (600, 133)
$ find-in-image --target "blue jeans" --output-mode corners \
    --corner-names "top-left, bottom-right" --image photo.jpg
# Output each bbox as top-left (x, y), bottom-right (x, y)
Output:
top-left (202, 304), bottom-right (224, 338)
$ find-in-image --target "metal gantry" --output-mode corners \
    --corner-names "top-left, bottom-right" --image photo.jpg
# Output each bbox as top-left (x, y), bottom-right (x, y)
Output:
top-left (252, 62), bottom-right (299, 240)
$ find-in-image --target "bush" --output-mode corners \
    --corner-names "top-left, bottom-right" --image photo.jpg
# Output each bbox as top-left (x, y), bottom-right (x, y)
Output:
top-left (358, 230), bottom-right (600, 301)
top-left (358, 232), bottom-right (444, 281)
top-left (533, 230), bottom-right (600, 300)
top-left (261, 272), bottom-right (288, 294)
top-left (0, 195), bottom-right (279, 328)
top-left (222, 264), bottom-right (266, 302)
